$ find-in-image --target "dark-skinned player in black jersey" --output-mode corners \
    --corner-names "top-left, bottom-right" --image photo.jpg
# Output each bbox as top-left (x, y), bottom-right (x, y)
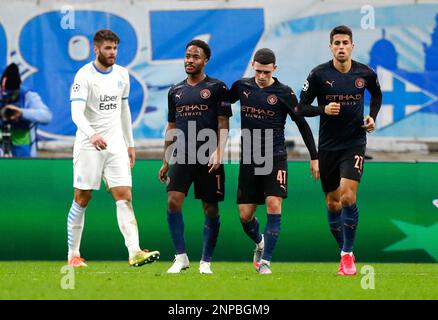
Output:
top-left (297, 26), bottom-right (382, 276)
top-left (158, 40), bottom-right (232, 274)
top-left (230, 48), bottom-right (319, 274)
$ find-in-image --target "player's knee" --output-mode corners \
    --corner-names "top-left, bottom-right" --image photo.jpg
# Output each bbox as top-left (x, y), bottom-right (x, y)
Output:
top-left (239, 212), bottom-right (253, 223)
top-left (75, 198), bottom-right (90, 208)
top-left (122, 193), bottom-right (132, 202)
top-left (239, 207), bottom-right (255, 223)
top-left (326, 199), bottom-right (341, 212)
top-left (116, 193), bottom-right (132, 203)
top-left (340, 192), bottom-right (356, 207)
top-left (266, 197), bottom-right (282, 214)
top-left (112, 188), bottom-right (132, 202)
top-left (168, 196), bottom-right (183, 212)
top-left (267, 203), bottom-right (281, 213)
top-left (203, 203), bottom-right (219, 218)
top-left (74, 192), bottom-right (92, 208)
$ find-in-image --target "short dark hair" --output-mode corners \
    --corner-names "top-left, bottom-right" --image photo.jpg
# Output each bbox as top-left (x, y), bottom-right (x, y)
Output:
top-left (253, 48), bottom-right (276, 65)
top-left (1, 63), bottom-right (21, 91)
top-left (330, 25), bottom-right (353, 44)
top-left (185, 39), bottom-right (211, 60)
top-left (93, 29), bottom-right (120, 45)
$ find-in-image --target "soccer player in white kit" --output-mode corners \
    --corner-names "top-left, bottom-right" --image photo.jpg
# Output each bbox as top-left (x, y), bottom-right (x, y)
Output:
top-left (67, 29), bottom-right (159, 267)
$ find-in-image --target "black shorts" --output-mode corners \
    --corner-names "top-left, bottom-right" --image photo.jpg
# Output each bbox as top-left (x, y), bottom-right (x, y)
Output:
top-left (318, 145), bottom-right (366, 193)
top-left (237, 156), bottom-right (288, 205)
top-left (166, 163), bottom-right (225, 203)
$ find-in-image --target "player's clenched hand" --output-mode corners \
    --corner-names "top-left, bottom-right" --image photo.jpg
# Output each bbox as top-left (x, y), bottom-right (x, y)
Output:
top-left (208, 149), bottom-right (221, 173)
top-left (324, 102), bottom-right (341, 116)
top-left (362, 115), bottom-right (375, 133)
top-left (310, 159), bottom-right (320, 181)
top-left (90, 133), bottom-right (107, 151)
top-left (128, 147), bottom-right (135, 168)
top-left (158, 161), bottom-right (169, 183)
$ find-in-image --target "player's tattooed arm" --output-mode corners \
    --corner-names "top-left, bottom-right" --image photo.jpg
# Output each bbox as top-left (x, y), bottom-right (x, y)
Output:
top-left (209, 116), bottom-right (229, 173)
top-left (159, 122), bottom-right (176, 183)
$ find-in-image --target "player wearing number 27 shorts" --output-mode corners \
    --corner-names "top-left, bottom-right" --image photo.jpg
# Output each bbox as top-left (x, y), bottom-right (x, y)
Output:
top-left (297, 26), bottom-right (382, 275)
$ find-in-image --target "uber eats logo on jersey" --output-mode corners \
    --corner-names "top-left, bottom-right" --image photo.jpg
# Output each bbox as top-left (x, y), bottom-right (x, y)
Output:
top-left (99, 95), bottom-right (118, 110)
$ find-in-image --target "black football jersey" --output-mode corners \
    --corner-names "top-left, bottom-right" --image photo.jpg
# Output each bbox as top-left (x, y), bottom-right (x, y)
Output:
top-left (230, 77), bottom-right (317, 159)
top-left (168, 76), bottom-right (232, 156)
top-left (299, 60), bottom-right (381, 151)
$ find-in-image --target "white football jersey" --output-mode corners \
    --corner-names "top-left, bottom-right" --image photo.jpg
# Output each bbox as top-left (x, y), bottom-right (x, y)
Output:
top-left (70, 62), bottom-right (130, 152)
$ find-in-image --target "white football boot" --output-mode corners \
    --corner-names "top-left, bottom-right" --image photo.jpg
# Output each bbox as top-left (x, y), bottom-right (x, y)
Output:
top-left (199, 261), bottom-right (213, 274)
top-left (167, 253), bottom-right (190, 273)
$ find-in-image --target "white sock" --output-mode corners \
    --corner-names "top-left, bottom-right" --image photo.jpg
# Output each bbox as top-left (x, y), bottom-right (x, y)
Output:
top-left (116, 200), bottom-right (141, 258)
top-left (67, 201), bottom-right (86, 260)
top-left (341, 251), bottom-right (353, 257)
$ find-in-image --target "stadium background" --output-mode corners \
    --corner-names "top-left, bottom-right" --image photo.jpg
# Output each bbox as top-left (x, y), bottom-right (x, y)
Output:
top-left (1, 0), bottom-right (438, 263)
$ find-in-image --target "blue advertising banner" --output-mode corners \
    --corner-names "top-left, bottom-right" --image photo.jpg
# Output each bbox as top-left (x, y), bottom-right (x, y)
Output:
top-left (0, 1), bottom-right (437, 144)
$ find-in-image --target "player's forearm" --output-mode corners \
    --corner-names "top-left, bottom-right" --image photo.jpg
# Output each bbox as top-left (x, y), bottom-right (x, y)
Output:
top-left (121, 100), bottom-right (135, 147)
top-left (163, 140), bottom-right (173, 164)
top-left (294, 116), bottom-right (318, 160)
top-left (71, 100), bottom-right (96, 138)
top-left (369, 91), bottom-right (382, 121)
top-left (163, 122), bottom-right (176, 164)
top-left (217, 116), bottom-right (229, 157)
top-left (295, 103), bottom-right (325, 117)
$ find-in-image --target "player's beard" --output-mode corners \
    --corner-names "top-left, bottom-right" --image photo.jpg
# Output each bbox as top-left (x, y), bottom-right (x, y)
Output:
top-left (97, 51), bottom-right (116, 68)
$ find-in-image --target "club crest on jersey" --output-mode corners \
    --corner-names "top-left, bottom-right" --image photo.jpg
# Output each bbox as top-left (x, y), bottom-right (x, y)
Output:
top-left (72, 83), bottom-right (80, 92)
top-left (355, 78), bottom-right (365, 89)
top-left (200, 89), bottom-right (211, 99)
top-left (302, 80), bottom-right (309, 92)
top-left (267, 94), bottom-right (278, 105)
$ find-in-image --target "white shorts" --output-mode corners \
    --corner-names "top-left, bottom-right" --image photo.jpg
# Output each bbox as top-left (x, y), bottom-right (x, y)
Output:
top-left (73, 149), bottom-right (132, 190)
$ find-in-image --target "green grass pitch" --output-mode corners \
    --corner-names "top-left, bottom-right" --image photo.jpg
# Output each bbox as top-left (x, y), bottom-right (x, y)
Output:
top-left (1, 261), bottom-right (437, 300)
